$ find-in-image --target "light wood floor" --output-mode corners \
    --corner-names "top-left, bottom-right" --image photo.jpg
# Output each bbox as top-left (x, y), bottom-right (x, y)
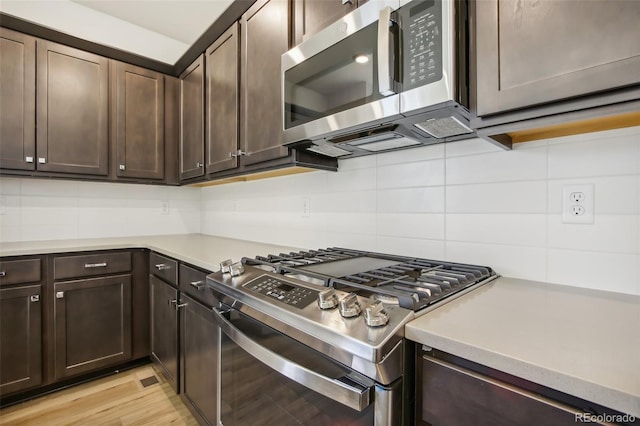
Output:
top-left (0, 365), bottom-right (199, 425)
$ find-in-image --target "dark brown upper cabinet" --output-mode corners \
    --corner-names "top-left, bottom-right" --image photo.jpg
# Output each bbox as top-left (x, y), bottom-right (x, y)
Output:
top-left (292, 0), bottom-right (359, 46)
top-left (0, 28), bottom-right (35, 172)
top-left (475, 0), bottom-right (640, 118)
top-left (36, 40), bottom-right (109, 176)
top-left (206, 22), bottom-right (240, 175)
top-left (179, 55), bottom-right (205, 181)
top-left (240, 0), bottom-right (291, 166)
top-left (112, 62), bottom-right (165, 180)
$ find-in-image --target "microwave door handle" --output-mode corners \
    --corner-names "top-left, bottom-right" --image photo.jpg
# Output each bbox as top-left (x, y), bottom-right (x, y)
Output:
top-left (213, 307), bottom-right (372, 412)
top-left (378, 6), bottom-right (396, 96)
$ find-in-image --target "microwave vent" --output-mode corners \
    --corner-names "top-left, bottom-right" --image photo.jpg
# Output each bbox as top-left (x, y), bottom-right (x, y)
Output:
top-left (414, 116), bottom-right (473, 139)
top-left (307, 144), bottom-right (352, 158)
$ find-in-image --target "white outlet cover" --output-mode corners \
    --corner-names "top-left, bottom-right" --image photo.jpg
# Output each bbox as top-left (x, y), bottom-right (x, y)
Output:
top-left (562, 184), bottom-right (594, 224)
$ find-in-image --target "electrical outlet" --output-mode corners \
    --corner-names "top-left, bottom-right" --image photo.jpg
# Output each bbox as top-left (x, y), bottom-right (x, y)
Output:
top-left (570, 192), bottom-right (585, 203)
top-left (160, 201), bottom-right (170, 215)
top-left (302, 197), bottom-right (310, 217)
top-left (562, 184), bottom-right (594, 224)
top-left (571, 205), bottom-right (585, 216)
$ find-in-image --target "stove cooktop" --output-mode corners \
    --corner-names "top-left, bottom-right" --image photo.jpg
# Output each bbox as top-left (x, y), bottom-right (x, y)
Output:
top-left (244, 248), bottom-right (497, 312)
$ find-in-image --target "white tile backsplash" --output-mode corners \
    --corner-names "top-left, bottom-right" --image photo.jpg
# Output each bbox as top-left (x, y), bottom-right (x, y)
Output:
top-left (446, 181), bottom-right (547, 214)
top-left (446, 214), bottom-right (547, 247)
top-left (2, 126), bottom-right (639, 295)
top-left (445, 145), bottom-right (547, 185)
top-left (0, 178), bottom-right (200, 243)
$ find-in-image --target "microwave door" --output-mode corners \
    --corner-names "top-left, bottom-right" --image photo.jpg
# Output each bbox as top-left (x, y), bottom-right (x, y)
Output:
top-left (282, 0), bottom-right (401, 146)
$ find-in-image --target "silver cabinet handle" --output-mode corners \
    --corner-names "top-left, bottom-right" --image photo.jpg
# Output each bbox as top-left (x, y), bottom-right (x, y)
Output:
top-left (84, 262), bottom-right (107, 268)
top-left (190, 280), bottom-right (205, 290)
top-left (168, 299), bottom-right (177, 306)
top-left (119, 164), bottom-right (126, 170)
top-left (25, 156), bottom-right (34, 163)
top-left (38, 157), bottom-right (46, 164)
top-left (196, 162), bottom-right (203, 168)
top-left (56, 291), bottom-right (64, 299)
top-left (213, 307), bottom-right (371, 411)
top-left (155, 264), bottom-right (171, 271)
top-left (377, 6), bottom-right (396, 96)
top-left (0, 271), bottom-right (5, 277)
top-left (31, 295), bottom-right (40, 302)
top-left (175, 302), bottom-right (188, 310)
top-left (342, 0), bottom-right (352, 4)
top-left (229, 150), bottom-right (249, 158)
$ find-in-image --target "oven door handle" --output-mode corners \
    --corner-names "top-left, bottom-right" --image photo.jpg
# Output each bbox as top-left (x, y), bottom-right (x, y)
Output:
top-left (213, 307), bottom-right (372, 412)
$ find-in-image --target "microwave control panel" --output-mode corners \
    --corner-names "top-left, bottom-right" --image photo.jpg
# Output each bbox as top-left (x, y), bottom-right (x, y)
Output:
top-left (399, 0), bottom-right (443, 90)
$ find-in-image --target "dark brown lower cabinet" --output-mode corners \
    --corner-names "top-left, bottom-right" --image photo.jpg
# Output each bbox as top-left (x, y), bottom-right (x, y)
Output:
top-left (0, 285), bottom-right (42, 395)
top-left (53, 275), bottom-right (132, 380)
top-left (418, 354), bottom-right (587, 426)
top-left (150, 275), bottom-right (179, 392)
top-left (180, 293), bottom-right (218, 425)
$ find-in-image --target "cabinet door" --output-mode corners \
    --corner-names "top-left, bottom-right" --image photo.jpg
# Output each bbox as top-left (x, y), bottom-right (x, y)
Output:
top-left (114, 62), bottom-right (165, 180)
top-left (36, 40), bottom-right (109, 175)
top-left (206, 23), bottom-right (240, 174)
top-left (179, 55), bottom-right (205, 181)
top-left (475, 0), bottom-right (640, 116)
top-left (0, 28), bottom-right (35, 171)
top-left (418, 355), bottom-right (584, 426)
top-left (0, 285), bottom-right (41, 395)
top-left (150, 275), bottom-right (179, 392)
top-left (292, 0), bottom-right (357, 45)
top-left (53, 275), bottom-right (132, 380)
top-left (241, 0), bottom-right (290, 165)
top-left (180, 294), bottom-right (218, 425)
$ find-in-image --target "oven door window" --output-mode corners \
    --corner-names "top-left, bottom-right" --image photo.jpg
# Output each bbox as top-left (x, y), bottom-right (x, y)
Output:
top-left (284, 22), bottom-right (387, 130)
top-left (219, 309), bottom-right (375, 426)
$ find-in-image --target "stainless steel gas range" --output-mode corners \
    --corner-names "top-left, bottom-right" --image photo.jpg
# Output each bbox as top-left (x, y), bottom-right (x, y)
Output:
top-left (206, 248), bottom-right (497, 426)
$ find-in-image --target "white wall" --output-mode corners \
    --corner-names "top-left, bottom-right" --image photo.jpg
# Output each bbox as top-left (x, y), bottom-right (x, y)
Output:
top-left (0, 179), bottom-right (200, 242)
top-left (201, 126), bottom-right (640, 295)
top-left (1, 126), bottom-right (638, 295)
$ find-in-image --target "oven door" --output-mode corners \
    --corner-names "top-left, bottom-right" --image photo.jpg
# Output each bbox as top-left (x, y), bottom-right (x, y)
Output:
top-left (282, 0), bottom-right (401, 147)
top-left (214, 306), bottom-right (378, 426)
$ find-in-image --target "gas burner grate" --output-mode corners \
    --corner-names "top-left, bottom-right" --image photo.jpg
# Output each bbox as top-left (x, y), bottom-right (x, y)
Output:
top-left (245, 248), bottom-right (496, 311)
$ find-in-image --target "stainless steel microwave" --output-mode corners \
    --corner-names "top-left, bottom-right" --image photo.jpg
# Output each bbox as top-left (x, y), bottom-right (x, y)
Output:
top-left (282, 0), bottom-right (473, 158)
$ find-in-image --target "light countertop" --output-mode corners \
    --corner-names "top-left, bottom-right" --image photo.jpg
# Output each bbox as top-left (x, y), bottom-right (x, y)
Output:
top-left (0, 234), bottom-right (300, 273)
top-left (3, 236), bottom-right (638, 416)
top-left (406, 276), bottom-right (640, 417)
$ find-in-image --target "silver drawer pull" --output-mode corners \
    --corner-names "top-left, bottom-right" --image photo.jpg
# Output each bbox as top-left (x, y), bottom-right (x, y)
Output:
top-left (84, 262), bottom-right (107, 268)
top-left (155, 263), bottom-right (171, 271)
top-left (56, 291), bottom-right (64, 299)
top-left (175, 302), bottom-right (188, 310)
top-left (0, 271), bottom-right (6, 277)
top-left (168, 299), bottom-right (177, 306)
top-left (190, 280), bottom-right (205, 290)
top-left (30, 295), bottom-right (40, 302)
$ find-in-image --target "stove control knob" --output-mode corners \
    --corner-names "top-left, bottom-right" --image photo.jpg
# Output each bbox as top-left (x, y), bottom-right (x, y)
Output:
top-left (220, 259), bottom-right (233, 274)
top-left (364, 300), bottom-right (389, 327)
top-left (317, 289), bottom-right (339, 310)
top-left (339, 294), bottom-right (361, 318)
top-left (229, 262), bottom-right (245, 277)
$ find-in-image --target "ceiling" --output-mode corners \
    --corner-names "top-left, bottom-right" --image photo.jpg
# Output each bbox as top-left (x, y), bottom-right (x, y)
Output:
top-left (0, 0), bottom-right (235, 65)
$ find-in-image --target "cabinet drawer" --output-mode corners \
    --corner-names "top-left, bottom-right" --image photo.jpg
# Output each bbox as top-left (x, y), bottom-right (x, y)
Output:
top-left (149, 252), bottom-right (178, 286)
top-left (179, 264), bottom-right (217, 307)
top-left (54, 252), bottom-right (131, 280)
top-left (0, 258), bottom-right (42, 286)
